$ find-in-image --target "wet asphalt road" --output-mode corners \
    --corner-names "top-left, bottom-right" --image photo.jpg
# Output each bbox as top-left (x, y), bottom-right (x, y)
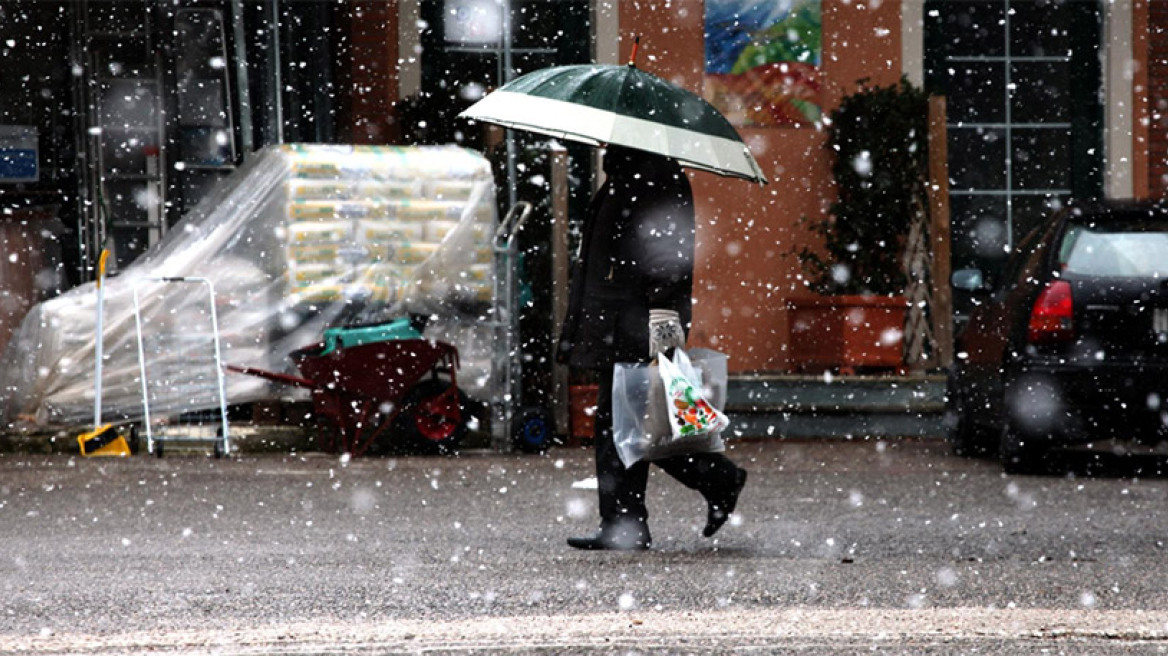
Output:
top-left (4, 438), bottom-right (1168, 654)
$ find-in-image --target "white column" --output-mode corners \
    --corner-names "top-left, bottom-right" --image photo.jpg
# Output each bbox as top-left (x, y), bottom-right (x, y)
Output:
top-left (902, 0), bottom-right (925, 87)
top-left (1104, 2), bottom-right (1135, 199)
top-left (398, 0), bottom-right (422, 99)
top-left (592, 1), bottom-right (620, 187)
top-left (593, 1), bottom-right (620, 65)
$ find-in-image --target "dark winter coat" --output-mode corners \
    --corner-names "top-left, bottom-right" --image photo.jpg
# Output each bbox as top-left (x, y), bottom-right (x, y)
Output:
top-left (557, 146), bottom-right (695, 371)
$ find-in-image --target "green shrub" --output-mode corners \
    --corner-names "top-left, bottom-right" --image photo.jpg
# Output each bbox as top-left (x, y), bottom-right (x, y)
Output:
top-left (797, 77), bottom-right (929, 295)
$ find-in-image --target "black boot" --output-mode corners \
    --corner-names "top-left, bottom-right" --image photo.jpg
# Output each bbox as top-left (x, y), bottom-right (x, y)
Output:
top-left (568, 518), bottom-right (651, 551)
top-left (704, 468), bottom-right (747, 538)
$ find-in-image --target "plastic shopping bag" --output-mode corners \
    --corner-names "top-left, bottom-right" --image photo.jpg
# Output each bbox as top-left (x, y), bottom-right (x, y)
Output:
top-left (612, 349), bottom-right (730, 468)
top-left (659, 348), bottom-right (730, 439)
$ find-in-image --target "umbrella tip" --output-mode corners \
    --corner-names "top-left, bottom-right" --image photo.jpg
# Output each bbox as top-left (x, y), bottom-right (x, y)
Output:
top-left (627, 35), bottom-right (640, 68)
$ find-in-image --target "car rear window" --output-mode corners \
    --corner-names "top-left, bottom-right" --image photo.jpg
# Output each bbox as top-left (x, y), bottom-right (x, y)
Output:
top-left (1058, 221), bottom-right (1168, 278)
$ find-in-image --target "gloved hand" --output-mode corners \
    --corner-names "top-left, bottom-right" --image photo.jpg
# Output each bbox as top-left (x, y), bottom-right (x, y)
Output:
top-left (648, 309), bottom-right (685, 359)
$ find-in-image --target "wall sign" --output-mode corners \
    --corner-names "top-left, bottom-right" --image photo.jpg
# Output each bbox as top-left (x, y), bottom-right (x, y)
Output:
top-left (0, 126), bottom-right (38, 183)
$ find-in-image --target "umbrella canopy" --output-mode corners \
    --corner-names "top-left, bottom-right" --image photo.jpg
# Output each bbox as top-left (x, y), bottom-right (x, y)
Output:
top-left (458, 64), bottom-right (768, 184)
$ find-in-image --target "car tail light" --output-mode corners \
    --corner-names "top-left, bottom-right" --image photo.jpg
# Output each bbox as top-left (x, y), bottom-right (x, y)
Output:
top-left (1028, 280), bottom-right (1074, 345)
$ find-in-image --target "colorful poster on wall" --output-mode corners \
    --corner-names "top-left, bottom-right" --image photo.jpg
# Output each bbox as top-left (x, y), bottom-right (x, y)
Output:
top-left (703, 0), bottom-right (822, 128)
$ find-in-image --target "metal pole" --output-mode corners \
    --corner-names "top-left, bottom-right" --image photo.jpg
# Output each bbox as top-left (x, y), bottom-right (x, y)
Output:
top-left (271, 0), bottom-right (284, 144)
top-left (502, 1), bottom-right (517, 209)
top-left (230, 0), bottom-right (254, 155)
top-left (93, 249), bottom-right (109, 428)
top-left (71, 1), bottom-right (95, 280)
top-left (203, 279), bottom-right (232, 455)
top-left (132, 284), bottom-right (155, 453)
top-left (549, 145), bottom-right (570, 436)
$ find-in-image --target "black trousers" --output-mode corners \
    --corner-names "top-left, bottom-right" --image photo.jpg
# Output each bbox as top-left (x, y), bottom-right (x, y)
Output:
top-left (593, 366), bottom-right (741, 525)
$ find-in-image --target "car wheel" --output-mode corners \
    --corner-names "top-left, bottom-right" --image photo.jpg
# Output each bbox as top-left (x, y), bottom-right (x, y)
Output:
top-left (946, 372), bottom-right (991, 458)
top-left (999, 420), bottom-right (1045, 475)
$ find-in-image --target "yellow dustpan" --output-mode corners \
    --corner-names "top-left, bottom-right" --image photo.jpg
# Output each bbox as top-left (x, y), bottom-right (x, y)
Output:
top-left (78, 423), bottom-right (131, 457)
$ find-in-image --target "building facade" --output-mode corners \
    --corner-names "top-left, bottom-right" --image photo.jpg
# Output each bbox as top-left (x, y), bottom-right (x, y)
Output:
top-left (0, 0), bottom-right (1162, 374)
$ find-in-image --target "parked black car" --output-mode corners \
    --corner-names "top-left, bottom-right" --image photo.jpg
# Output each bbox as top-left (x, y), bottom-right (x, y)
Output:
top-left (947, 200), bottom-right (1168, 473)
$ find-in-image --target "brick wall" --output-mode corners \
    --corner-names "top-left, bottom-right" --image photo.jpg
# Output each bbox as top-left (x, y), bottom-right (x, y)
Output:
top-left (1149, 3), bottom-right (1168, 196)
top-left (349, 2), bottom-right (398, 145)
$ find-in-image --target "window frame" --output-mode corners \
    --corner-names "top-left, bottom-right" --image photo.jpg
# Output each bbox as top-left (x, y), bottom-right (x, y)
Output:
top-left (924, 0), bottom-right (1104, 273)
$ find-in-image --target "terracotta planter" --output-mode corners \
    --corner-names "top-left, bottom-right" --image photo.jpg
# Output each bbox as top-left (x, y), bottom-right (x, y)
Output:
top-left (787, 295), bottom-right (907, 373)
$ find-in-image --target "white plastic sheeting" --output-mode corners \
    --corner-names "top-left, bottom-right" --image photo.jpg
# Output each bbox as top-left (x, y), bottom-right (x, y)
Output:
top-left (0, 145), bottom-right (501, 428)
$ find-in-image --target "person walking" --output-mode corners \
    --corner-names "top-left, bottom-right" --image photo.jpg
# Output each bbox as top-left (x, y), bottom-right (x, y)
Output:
top-left (558, 145), bottom-right (748, 551)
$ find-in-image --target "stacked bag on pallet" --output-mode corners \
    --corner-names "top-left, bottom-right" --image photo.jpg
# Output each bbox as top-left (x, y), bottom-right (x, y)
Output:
top-left (280, 146), bottom-right (496, 309)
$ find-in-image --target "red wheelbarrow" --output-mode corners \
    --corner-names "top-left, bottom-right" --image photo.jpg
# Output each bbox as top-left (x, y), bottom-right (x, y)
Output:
top-left (228, 335), bottom-right (467, 456)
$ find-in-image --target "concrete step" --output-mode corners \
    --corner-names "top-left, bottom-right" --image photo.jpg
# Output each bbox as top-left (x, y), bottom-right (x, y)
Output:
top-left (724, 373), bottom-right (947, 439)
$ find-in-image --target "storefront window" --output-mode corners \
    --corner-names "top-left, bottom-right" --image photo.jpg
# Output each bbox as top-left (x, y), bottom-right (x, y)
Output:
top-left (925, 0), bottom-right (1103, 281)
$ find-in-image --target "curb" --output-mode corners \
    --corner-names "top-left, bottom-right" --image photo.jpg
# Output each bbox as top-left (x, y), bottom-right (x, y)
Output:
top-left (0, 424), bottom-right (317, 456)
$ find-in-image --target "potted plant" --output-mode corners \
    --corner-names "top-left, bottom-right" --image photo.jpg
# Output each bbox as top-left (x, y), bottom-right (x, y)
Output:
top-left (789, 77), bottom-right (929, 373)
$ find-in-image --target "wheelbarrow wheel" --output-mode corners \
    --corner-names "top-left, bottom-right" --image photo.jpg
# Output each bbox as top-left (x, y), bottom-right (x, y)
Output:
top-left (394, 379), bottom-right (468, 455)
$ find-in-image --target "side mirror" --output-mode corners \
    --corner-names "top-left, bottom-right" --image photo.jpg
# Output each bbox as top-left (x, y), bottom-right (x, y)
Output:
top-left (951, 268), bottom-right (988, 293)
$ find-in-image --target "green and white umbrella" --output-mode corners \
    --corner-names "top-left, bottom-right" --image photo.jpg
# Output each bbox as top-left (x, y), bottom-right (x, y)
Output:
top-left (458, 63), bottom-right (768, 184)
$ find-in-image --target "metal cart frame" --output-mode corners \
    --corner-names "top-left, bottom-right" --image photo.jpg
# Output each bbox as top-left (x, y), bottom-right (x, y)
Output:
top-left (133, 276), bottom-right (231, 457)
top-left (490, 201), bottom-right (544, 451)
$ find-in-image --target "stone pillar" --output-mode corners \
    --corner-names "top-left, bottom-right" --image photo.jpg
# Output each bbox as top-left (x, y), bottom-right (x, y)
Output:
top-left (1147, 2), bottom-right (1168, 197)
top-left (350, 2), bottom-right (399, 145)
